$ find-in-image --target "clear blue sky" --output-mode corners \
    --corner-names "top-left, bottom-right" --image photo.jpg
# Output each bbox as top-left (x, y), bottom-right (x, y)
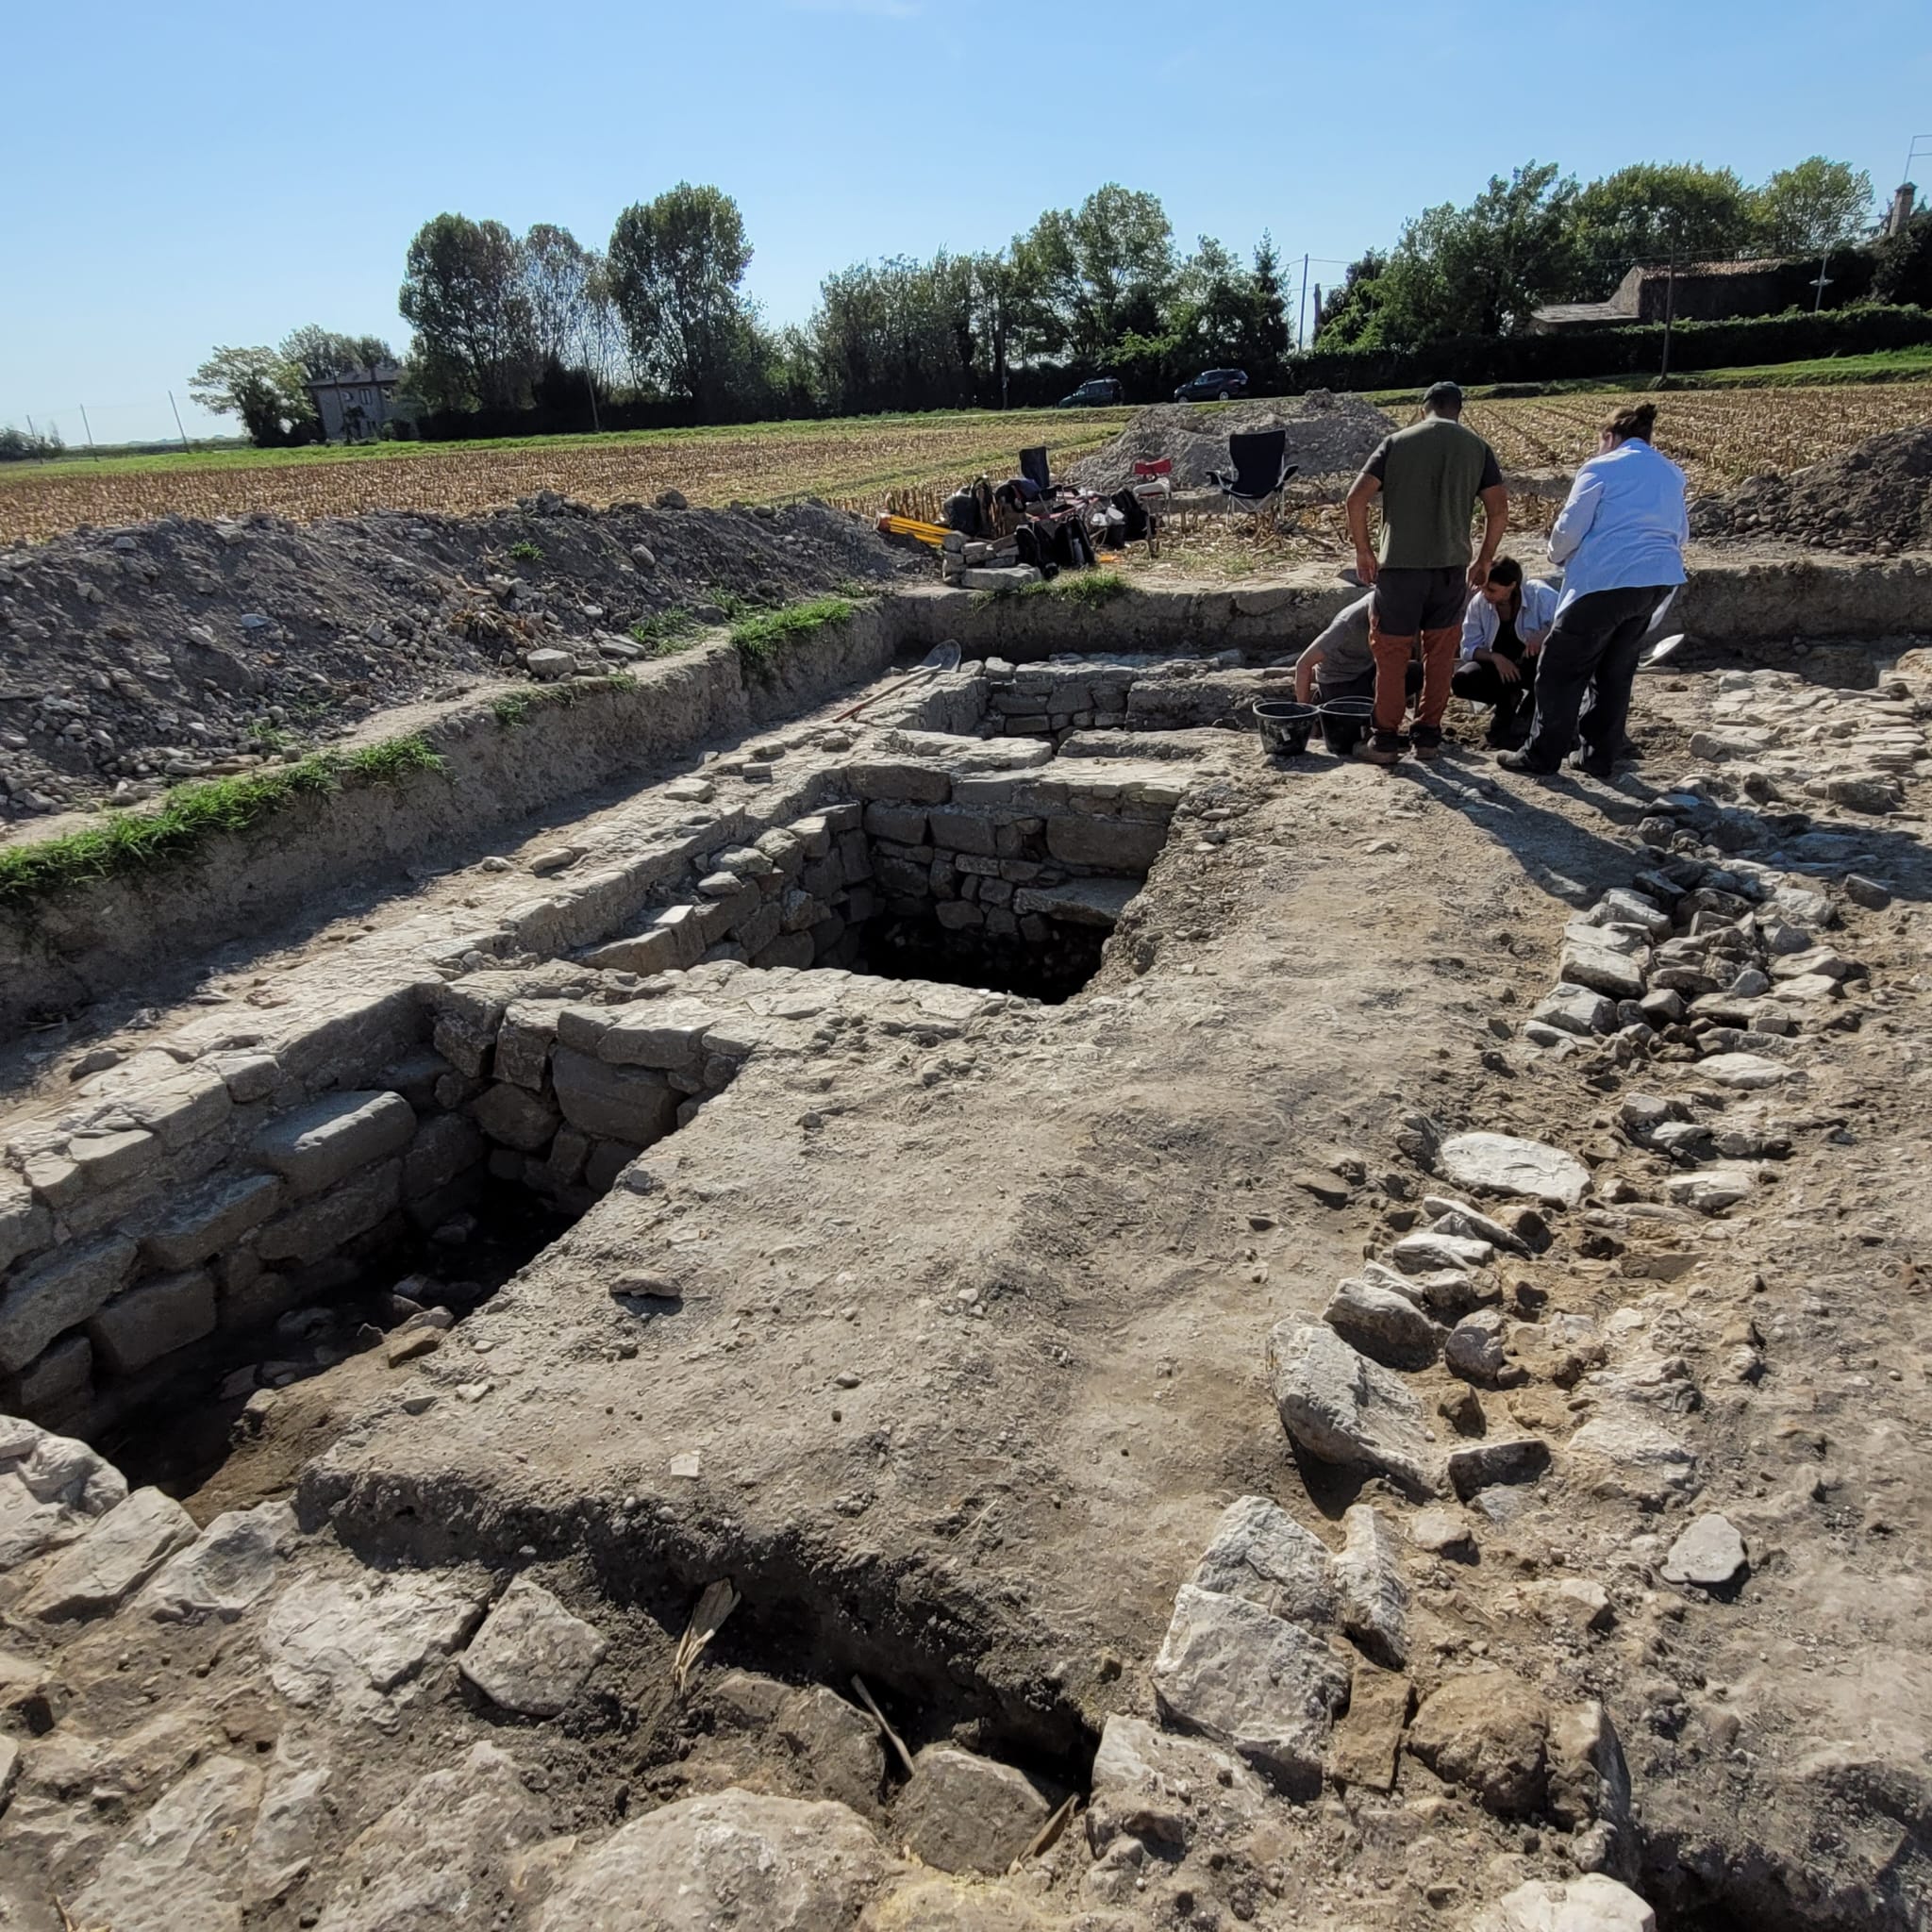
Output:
top-left (4, 0), bottom-right (1925, 442)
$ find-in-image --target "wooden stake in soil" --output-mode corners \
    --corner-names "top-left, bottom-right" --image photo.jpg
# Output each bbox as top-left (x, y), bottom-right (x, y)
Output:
top-left (850, 1673), bottom-right (918, 1778)
top-left (673, 1579), bottom-right (740, 1695)
top-left (1011, 1792), bottom-right (1080, 1870)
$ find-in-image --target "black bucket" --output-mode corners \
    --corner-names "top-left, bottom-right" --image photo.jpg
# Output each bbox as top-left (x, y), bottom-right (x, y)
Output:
top-left (1318, 696), bottom-right (1375, 756)
top-left (1253, 699), bottom-right (1317, 758)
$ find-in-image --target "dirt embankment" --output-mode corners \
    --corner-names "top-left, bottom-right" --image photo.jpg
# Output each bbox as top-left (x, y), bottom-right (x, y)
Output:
top-left (0, 496), bottom-right (917, 824)
top-left (1691, 422), bottom-right (1932, 554)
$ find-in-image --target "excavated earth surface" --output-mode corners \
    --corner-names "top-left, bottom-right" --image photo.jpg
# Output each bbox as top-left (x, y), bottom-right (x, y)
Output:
top-left (2, 579), bottom-right (1932, 1932)
top-left (1690, 423), bottom-right (1932, 557)
top-left (0, 496), bottom-right (918, 824)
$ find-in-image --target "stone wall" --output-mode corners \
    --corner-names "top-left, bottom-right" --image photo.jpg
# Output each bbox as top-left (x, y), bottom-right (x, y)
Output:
top-left (0, 727), bottom-right (1190, 1442)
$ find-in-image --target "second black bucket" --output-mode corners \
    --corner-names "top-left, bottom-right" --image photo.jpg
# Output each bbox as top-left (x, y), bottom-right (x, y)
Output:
top-left (1319, 696), bottom-right (1375, 756)
top-left (1253, 699), bottom-right (1318, 758)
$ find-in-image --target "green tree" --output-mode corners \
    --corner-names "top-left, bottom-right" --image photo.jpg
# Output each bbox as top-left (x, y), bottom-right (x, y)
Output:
top-left (279, 325), bottom-right (395, 381)
top-left (1569, 161), bottom-right (1756, 291)
top-left (0, 424), bottom-right (63, 461)
top-left (188, 346), bottom-right (315, 446)
top-left (1752, 157), bottom-right (1874, 255)
top-left (1872, 207), bottom-right (1932, 308)
top-left (398, 213), bottom-right (537, 410)
top-left (1019, 185), bottom-right (1176, 365)
top-left (1353, 162), bottom-right (1580, 346)
top-left (1312, 251), bottom-right (1391, 350)
top-left (607, 184), bottom-right (757, 412)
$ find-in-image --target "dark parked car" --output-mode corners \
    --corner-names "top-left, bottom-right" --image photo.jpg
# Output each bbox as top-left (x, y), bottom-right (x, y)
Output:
top-left (1174, 368), bottom-right (1249, 403)
top-left (1058, 377), bottom-right (1124, 407)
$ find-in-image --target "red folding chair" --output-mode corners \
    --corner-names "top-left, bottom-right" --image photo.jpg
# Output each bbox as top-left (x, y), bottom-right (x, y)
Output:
top-left (1131, 458), bottom-right (1174, 558)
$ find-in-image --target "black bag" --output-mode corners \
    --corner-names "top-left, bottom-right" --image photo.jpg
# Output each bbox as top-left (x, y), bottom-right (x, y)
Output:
top-left (1110, 488), bottom-right (1149, 543)
top-left (942, 489), bottom-right (986, 538)
top-left (1011, 524), bottom-right (1058, 578)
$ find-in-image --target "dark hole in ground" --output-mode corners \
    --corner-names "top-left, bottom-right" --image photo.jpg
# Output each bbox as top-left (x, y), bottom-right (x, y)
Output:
top-left (107, 1184), bottom-right (576, 1499)
top-left (846, 912), bottom-right (1110, 1005)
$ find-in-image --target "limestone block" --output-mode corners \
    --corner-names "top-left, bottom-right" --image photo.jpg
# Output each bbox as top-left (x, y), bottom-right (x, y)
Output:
top-left (927, 807), bottom-right (998, 856)
top-left (1087, 1713), bottom-right (1262, 1851)
top-left (1190, 1493), bottom-right (1337, 1624)
top-left (1267, 1321), bottom-right (1442, 1494)
top-left (25, 1486), bottom-right (198, 1620)
top-left (1152, 1583), bottom-right (1348, 1791)
top-left (253, 1091), bottom-right (416, 1197)
top-left (1324, 1275), bottom-right (1442, 1368)
top-left (0, 1234), bottom-right (138, 1374)
top-left (6, 1331), bottom-right (92, 1425)
top-left (254, 1159), bottom-right (401, 1266)
top-left (0, 1179), bottom-right (53, 1273)
top-left (774, 1683), bottom-right (888, 1817)
top-left (1534, 985), bottom-right (1617, 1036)
top-left (1567, 1409), bottom-right (1696, 1505)
top-left (458, 1575), bottom-right (608, 1717)
top-left (495, 1001), bottom-right (564, 1089)
top-left (551, 1048), bottom-right (680, 1145)
top-left (0, 1414), bottom-right (127, 1570)
top-left (894, 1743), bottom-right (1054, 1875)
top-left (863, 802), bottom-right (927, 844)
top-left (1043, 814), bottom-right (1168, 871)
top-left (66, 1128), bottom-right (160, 1191)
top-left (142, 1172), bottom-right (283, 1271)
top-left (1011, 876), bottom-right (1138, 926)
top-left (534, 1790), bottom-right (888, 1932)
top-left (841, 759), bottom-right (952, 806)
top-left (1327, 1660), bottom-right (1412, 1792)
top-left (1334, 1504), bottom-right (1408, 1668)
top-left (473, 1082), bottom-right (563, 1153)
top-left (119, 1065), bottom-right (233, 1151)
top-left (1472, 1874), bottom-right (1657, 1932)
top-left (403, 1113), bottom-right (486, 1196)
top-left (141, 1499), bottom-right (296, 1623)
top-left (1438, 1131), bottom-right (1591, 1208)
top-left (89, 1269), bottom-right (217, 1376)
top-left (595, 1001), bottom-right (720, 1073)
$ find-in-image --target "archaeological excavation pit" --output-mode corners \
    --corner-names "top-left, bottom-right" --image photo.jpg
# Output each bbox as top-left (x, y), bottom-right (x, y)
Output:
top-left (7, 553), bottom-right (1932, 1932)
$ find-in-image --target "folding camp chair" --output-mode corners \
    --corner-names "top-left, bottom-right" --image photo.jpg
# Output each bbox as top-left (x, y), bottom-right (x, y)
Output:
top-left (1131, 458), bottom-right (1173, 558)
top-left (1018, 446), bottom-right (1052, 497)
top-left (1208, 429), bottom-right (1297, 526)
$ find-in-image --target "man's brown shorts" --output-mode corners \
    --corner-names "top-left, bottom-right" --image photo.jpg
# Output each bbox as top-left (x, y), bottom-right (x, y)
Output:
top-left (1372, 565), bottom-right (1467, 637)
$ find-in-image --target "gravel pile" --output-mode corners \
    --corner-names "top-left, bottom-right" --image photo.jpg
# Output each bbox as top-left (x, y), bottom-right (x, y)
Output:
top-left (1067, 391), bottom-right (1397, 492)
top-left (0, 496), bottom-right (917, 824)
top-left (1690, 423), bottom-right (1932, 554)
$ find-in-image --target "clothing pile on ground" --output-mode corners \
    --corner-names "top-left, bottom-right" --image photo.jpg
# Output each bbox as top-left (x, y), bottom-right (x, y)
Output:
top-left (1067, 393), bottom-right (1397, 493)
top-left (1689, 422), bottom-right (1932, 555)
top-left (937, 462), bottom-right (1142, 588)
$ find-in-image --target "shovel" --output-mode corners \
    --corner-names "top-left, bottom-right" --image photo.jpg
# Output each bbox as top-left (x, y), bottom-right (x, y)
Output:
top-left (835, 641), bottom-right (962, 724)
top-left (1641, 632), bottom-right (1687, 671)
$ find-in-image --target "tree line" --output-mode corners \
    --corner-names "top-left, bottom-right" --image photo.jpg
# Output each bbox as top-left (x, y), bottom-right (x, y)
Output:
top-left (1315, 157), bottom-right (1883, 349)
top-left (182, 155), bottom-right (1924, 446)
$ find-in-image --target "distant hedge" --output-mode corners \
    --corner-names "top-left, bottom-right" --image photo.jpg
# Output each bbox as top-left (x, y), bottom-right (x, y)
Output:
top-left (1282, 304), bottom-right (1932, 394)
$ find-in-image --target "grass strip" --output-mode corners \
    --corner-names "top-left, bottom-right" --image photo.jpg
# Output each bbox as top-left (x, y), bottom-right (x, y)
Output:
top-left (971, 569), bottom-right (1134, 609)
top-left (0, 734), bottom-right (443, 908)
top-left (729, 594), bottom-right (854, 678)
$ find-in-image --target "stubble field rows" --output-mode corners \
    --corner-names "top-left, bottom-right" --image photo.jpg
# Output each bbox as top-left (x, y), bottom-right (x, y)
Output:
top-left (1, 384), bottom-right (1925, 546)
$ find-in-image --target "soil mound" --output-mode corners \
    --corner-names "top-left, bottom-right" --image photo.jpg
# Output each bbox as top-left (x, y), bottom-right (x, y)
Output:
top-left (0, 498), bottom-right (916, 824)
top-left (1067, 391), bottom-right (1396, 492)
top-left (1690, 421), bottom-right (1932, 553)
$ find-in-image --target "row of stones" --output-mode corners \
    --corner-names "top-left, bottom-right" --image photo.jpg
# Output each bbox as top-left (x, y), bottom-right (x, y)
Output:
top-left (975, 653), bottom-right (1287, 740)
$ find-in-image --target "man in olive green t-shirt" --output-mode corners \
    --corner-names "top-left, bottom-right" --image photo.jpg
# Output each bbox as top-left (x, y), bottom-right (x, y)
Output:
top-left (1344, 381), bottom-right (1507, 765)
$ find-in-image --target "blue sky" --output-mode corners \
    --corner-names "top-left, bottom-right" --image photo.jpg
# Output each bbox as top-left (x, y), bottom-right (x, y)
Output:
top-left (4, 0), bottom-right (1926, 442)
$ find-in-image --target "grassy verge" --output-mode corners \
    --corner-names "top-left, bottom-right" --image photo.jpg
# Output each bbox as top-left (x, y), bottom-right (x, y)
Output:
top-left (730, 594), bottom-right (855, 678)
top-left (628, 608), bottom-right (702, 656)
top-left (971, 569), bottom-right (1134, 609)
top-left (0, 734), bottom-right (444, 908)
top-left (1360, 347), bottom-right (1932, 405)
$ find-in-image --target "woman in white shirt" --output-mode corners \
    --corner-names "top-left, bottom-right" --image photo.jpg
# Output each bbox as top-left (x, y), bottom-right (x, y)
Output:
top-left (1498, 401), bottom-right (1688, 778)
top-left (1450, 558), bottom-right (1559, 747)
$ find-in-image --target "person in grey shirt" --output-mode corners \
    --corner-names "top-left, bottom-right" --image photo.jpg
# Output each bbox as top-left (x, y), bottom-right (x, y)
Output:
top-left (1295, 592), bottom-right (1422, 708)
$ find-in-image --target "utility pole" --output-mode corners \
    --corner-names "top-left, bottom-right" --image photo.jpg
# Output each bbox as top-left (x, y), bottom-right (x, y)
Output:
top-left (79, 405), bottom-right (100, 459)
top-left (1658, 249), bottom-right (1678, 381)
top-left (168, 391), bottom-right (192, 453)
top-left (1297, 253), bottom-right (1310, 352)
top-left (585, 367), bottom-right (602, 434)
top-left (1811, 252), bottom-right (1833, 311)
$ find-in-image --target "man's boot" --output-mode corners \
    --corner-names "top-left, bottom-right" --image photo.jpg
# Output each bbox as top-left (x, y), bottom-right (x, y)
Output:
top-left (1359, 730), bottom-right (1403, 767)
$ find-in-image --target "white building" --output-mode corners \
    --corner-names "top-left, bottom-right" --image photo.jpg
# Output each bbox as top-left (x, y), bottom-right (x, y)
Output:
top-left (307, 364), bottom-right (404, 443)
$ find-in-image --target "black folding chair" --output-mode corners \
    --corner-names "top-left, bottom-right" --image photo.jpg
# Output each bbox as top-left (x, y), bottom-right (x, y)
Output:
top-left (1018, 446), bottom-right (1052, 497)
top-left (1208, 429), bottom-right (1297, 522)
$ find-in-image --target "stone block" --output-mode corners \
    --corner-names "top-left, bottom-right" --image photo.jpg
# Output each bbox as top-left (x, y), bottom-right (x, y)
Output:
top-left (255, 1160), bottom-right (402, 1266)
top-left (1044, 814), bottom-right (1168, 871)
top-left (142, 1172), bottom-right (284, 1271)
top-left (596, 1001), bottom-right (719, 1073)
top-left (253, 1091), bottom-right (417, 1197)
top-left (754, 933), bottom-right (816, 969)
top-left (89, 1270), bottom-right (217, 1377)
top-left (894, 1744), bottom-right (1054, 1875)
top-left (0, 1235), bottom-right (139, 1374)
top-left (1328, 1660), bottom-right (1412, 1793)
top-left (6, 1329), bottom-right (93, 1425)
top-left (736, 901), bottom-right (783, 957)
top-left (551, 1048), bottom-right (681, 1145)
top-left (841, 760), bottom-right (951, 806)
top-left (862, 802), bottom-right (927, 844)
top-left (120, 1066), bottom-right (233, 1151)
top-left (654, 903), bottom-right (708, 968)
top-left (494, 1002), bottom-right (563, 1090)
top-left (583, 1140), bottom-right (644, 1193)
top-left (1012, 877), bottom-right (1138, 927)
top-left (213, 1052), bottom-right (281, 1104)
top-left (0, 1181), bottom-right (54, 1274)
top-left (926, 807), bottom-right (998, 856)
top-left (472, 1083), bottom-right (562, 1154)
top-left (66, 1128), bottom-right (160, 1191)
top-left (24, 1486), bottom-right (197, 1620)
top-left (403, 1113), bottom-right (486, 1196)
top-left (580, 927), bottom-right (678, 975)
top-left (875, 856), bottom-right (931, 898)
